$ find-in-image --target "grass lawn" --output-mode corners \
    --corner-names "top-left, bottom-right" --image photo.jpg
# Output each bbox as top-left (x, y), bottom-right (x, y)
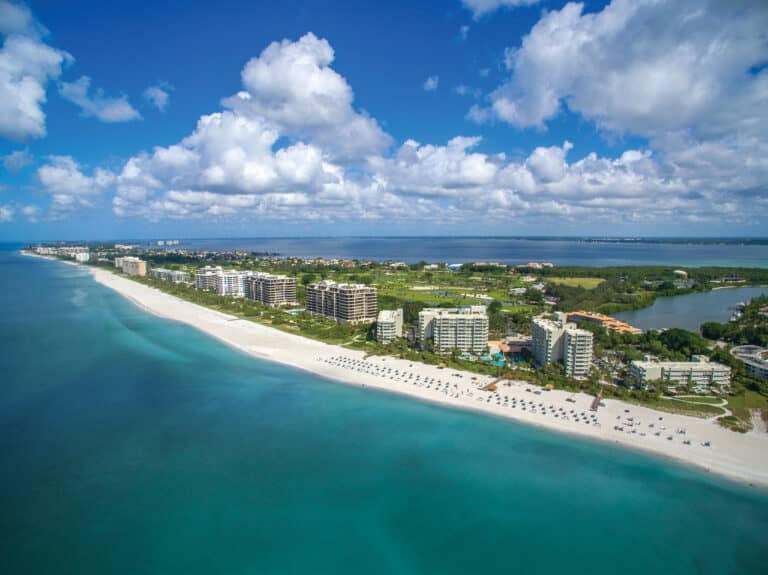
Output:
top-left (547, 277), bottom-right (605, 289)
top-left (675, 396), bottom-right (725, 405)
top-left (727, 390), bottom-right (768, 420)
top-left (629, 397), bottom-right (726, 418)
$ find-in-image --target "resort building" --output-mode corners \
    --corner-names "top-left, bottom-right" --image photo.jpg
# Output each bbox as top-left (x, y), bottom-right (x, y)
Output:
top-left (564, 328), bottom-right (594, 378)
top-left (532, 312), bottom-right (594, 378)
top-left (566, 311), bottom-right (642, 334)
top-left (418, 306), bottom-right (488, 354)
top-left (244, 273), bottom-right (298, 306)
top-left (194, 266), bottom-right (221, 291)
top-left (116, 256), bottom-right (147, 277)
top-left (216, 270), bottom-right (248, 298)
top-left (376, 309), bottom-right (403, 344)
top-left (150, 268), bottom-right (191, 283)
top-left (74, 252), bottom-right (90, 263)
top-left (630, 357), bottom-right (731, 392)
top-left (731, 345), bottom-right (768, 380)
top-left (305, 280), bottom-right (377, 323)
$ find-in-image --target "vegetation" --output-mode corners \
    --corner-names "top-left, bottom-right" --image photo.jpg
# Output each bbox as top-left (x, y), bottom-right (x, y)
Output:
top-left (74, 247), bottom-right (768, 431)
top-left (547, 276), bottom-right (605, 289)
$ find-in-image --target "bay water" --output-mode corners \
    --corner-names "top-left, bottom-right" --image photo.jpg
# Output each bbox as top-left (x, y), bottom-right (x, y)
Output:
top-left (1, 246), bottom-right (767, 574)
top-left (175, 237), bottom-right (768, 267)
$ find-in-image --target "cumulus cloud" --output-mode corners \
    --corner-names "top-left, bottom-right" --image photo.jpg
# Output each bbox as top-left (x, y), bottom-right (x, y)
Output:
top-left (3, 147), bottom-right (32, 172)
top-left (462, 0), bottom-right (768, 227)
top-left (462, 0), bottom-right (540, 19)
top-left (59, 76), bottom-right (141, 122)
top-left (423, 75), bottom-right (439, 91)
top-left (0, 1), bottom-right (71, 141)
top-left (473, 0), bottom-right (768, 139)
top-left (103, 30), bottom-right (766, 229)
top-left (143, 83), bottom-right (170, 111)
top-left (37, 155), bottom-right (114, 217)
top-left (223, 33), bottom-right (390, 162)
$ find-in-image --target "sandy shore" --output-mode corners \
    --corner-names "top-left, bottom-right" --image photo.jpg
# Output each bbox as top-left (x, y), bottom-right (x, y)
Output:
top-left (26, 253), bottom-right (768, 487)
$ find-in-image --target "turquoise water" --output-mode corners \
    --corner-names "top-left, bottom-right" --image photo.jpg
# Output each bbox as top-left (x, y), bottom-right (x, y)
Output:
top-left (2, 247), bottom-right (768, 574)
top-left (615, 286), bottom-right (768, 331)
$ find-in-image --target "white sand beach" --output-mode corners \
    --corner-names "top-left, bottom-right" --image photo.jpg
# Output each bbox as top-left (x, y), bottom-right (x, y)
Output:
top-left (36, 255), bottom-right (768, 487)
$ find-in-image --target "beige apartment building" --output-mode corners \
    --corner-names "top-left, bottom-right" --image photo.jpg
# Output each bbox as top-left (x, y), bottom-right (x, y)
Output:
top-left (115, 256), bottom-right (147, 277)
top-left (245, 273), bottom-right (298, 306)
top-left (305, 280), bottom-right (377, 323)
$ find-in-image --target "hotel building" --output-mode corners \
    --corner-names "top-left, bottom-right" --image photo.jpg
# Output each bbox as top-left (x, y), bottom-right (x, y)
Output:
top-left (305, 280), bottom-right (377, 323)
top-left (630, 356), bottom-right (731, 392)
top-left (418, 306), bottom-right (488, 354)
top-left (150, 268), bottom-right (191, 283)
top-left (115, 256), bottom-right (147, 277)
top-left (245, 273), bottom-right (298, 306)
top-left (216, 270), bottom-right (248, 298)
top-left (563, 328), bottom-right (594, 378)
top-left (195, 266), bottom-right (221, 291)
top-left (531, 312), bottom-right (594, 378)
top-left (566, 311), bottom-right (642, 334)
top-left (376, 309), bottom-right (404, 344)
top-left (731, 345), bottom-right (768, 380)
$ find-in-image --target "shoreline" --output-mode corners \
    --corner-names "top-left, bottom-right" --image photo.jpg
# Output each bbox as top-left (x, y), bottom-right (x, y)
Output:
top-left (24, 252), bottom-right (768, 487)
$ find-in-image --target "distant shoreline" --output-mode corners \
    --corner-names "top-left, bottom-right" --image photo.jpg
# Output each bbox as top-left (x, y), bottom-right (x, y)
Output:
top-left (23, 251), bottom-right (768, 488)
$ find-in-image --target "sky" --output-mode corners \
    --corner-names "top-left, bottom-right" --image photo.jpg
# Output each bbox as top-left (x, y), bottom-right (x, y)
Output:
top-left (0, 0), bottom-right (766, 240)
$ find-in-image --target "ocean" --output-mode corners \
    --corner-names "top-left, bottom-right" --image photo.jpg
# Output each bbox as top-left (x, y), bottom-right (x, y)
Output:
top-left (169, 237), bottom-right (768, 267)
top-left (1, 246), bottom-right (767, 574)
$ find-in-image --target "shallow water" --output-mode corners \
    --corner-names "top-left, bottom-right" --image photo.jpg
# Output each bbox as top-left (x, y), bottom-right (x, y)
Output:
top-left (1, 248), bottom-right (767, 574)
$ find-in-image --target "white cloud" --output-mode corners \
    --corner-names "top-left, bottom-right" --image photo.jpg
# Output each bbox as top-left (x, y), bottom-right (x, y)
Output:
top-left (0, 204), bottom-right (13, 222)
top-left (37, 155), bottom-right (114, 217)
top-left (474, 0), bottom-right (768, 139)
top-left (423, 75), bottom-right (439, 91)
top-left (0, 1), bottom-right (71, 142)
top-left (104, 30), bottom-right (767, 229)
top-left (59, 76), bottom-right (141, 122)
top-left (462, 0), bottom-right (540, 19)
top-left (459, 25), bottom-right (470, 40)
top-left (143, 84), bottom-right (170, 111)
top-left (20, 203), bottom-right (38, 221)
top-left (223, 32), bottom-right (390, 162)
top-left (3, 147), bottom-right (32, 172)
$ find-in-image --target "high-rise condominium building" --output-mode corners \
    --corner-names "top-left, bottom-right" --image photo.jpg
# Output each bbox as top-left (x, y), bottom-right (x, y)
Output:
top-left (216, 270), bottom-right (247, 298)
top-left (305, 280), bottom-right (377, 323)
top-left (150, 268), bottom-right (191, 283)
top-left (195, 266), bottom-right (221, 291)
top-left (531, 312), bottom-right (593, 378)
top-left (418, 306), bottom-right (488, 354)
top-left (563, 328), bottom-right (594, 378)
top-left (376, 309), bottom-right (403, 344)
top-left (245, 273), bottom-right (297, 306)
top-left (116, 256), bottom-right (147, 277)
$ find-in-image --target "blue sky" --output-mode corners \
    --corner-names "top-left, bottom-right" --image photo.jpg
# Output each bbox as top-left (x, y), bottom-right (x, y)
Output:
top-left (0, 0), bottom-right (766, 240)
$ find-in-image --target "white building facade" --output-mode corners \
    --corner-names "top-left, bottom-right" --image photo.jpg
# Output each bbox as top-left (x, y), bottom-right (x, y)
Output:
top-left (195, 266), bottom-right (221, 291)
top-left (376, 309), bottom-right (403, 344)
top-left (532, 312), bottom-right (593, 378)
top-left (630, 357), bottom-right (731, 392)
top-left (418, 306), bottom-right (488, 354)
